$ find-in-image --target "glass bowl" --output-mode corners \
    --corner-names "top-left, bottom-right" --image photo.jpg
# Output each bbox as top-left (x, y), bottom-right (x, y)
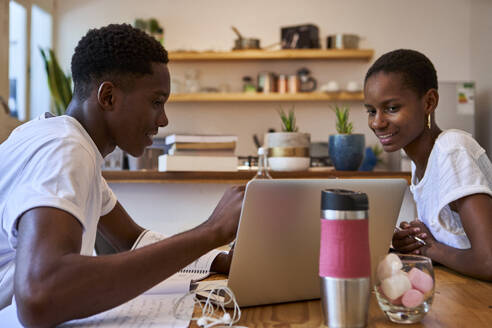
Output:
top-left (374, 253), bottom-right (435, 324)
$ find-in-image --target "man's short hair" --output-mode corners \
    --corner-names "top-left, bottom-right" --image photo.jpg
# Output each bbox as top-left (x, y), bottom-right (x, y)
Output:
top-left (71, 23), bottom-right (169, 100)
top-left (364, 49), bottom-right (438, 97)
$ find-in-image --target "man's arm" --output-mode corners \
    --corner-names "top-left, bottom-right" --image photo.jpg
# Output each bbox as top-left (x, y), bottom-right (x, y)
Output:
top-left (96, 201), bottom-right (233, 273)
top-left (14, 186), bottom-right (244, 327)
top-left (96, 201), bottom-right (146, 254)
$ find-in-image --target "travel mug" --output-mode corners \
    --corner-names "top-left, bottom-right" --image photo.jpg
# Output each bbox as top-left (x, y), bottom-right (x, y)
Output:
top-left (319, 189), bottom-right (371, 328)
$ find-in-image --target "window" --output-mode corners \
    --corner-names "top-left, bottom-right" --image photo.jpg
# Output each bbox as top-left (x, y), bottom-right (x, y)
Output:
top-left (7, 0), bottom-right (53, 121)
top-left (30, 4), bottom-right (52, 119)
top-left (8, 1), bottom-right (26, 120)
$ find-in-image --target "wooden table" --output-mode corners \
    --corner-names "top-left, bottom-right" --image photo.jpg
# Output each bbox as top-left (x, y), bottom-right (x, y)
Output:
top-left (191, 266), bottom-right (492, 327)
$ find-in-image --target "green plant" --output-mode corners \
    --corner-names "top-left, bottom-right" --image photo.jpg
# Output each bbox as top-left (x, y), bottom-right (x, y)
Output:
top-left (134, 18), bottom-right (164, 43)
top-left (148, 18), bottom-right (161, 34)
top-left (277, 105), bottom-right (298, 132)
top-left (39, 48), bottom-right (73, 116)
top-left (333, 104), bottom-right (353, 134)
top-left (134, 18), bottom-right (148, 31)
top-left (371, 144), bottom-right (384, 164)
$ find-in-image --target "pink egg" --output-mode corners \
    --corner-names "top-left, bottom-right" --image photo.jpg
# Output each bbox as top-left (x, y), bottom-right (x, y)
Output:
top-left (402, 289), bottom-right (424, 308)
top-left (408, 267), bottom-right (434, 293)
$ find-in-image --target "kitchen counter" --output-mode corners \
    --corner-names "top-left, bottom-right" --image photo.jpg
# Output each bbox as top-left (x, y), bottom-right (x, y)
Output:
top-left (103, 169), bottom-right (411, 184)
top-left (104, 169), bottom-right (413, 236)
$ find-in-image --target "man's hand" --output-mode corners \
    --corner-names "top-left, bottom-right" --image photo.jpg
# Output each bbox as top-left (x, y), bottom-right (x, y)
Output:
top-left (392, 219), bottom-right (429, 254)
top-left (201, 185), bottom-right (245, 246)
top-left (210, 247), bottom-right (234, 274)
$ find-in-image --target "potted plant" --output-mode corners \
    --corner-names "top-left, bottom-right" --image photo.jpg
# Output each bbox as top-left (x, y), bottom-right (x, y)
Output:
top-left (134, 18), bottom-right (164, 44)
top-left (39, 48), bottom-right (73, 116)
top-left (328, 104), bottom-right (365, 170)
top-left (359, 144), bottom-right (385, 171)
top-left (265, 106), bottom-right (311, 171)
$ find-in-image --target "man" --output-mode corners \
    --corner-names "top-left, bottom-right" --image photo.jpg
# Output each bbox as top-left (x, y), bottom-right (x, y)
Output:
top-left (0, 23), bottom-right (244, 327)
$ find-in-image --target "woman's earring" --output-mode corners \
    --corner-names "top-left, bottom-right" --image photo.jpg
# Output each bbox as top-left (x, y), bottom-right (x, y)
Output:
top-left (427, 113), bottom-right (431, 129)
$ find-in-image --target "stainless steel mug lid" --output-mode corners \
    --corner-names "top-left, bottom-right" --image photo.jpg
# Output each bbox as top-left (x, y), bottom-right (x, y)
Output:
top-left (321, 189), bottom-right (368, 211)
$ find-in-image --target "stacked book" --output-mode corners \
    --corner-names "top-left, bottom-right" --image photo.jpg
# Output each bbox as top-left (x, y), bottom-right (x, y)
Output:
top-left (158, 134), bottom-right (238, 172)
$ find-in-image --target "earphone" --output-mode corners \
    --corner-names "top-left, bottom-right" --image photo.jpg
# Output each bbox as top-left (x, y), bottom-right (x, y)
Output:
top-left (196, 313), bottom-right (231, 328)
top-left (173, 285), bottom-right (242, 328)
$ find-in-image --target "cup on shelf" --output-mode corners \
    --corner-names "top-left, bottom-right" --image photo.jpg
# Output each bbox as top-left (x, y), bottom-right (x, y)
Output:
top-left (184, 69), bottom-right (201, 93)
top-left (320, 81), bottom-right (339, 92)
top-left (374, 253), bottom-right (435, 324)
top-left (346, 81), bottom-right (361, 92)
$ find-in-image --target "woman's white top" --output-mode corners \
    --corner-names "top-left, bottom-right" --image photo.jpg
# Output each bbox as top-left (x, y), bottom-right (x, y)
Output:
top-left (410, 129), bottom-right (492, 249)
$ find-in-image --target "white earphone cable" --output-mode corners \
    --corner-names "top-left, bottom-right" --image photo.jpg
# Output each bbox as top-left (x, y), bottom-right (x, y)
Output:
top-left (173, 285), bottom-right (244, 327)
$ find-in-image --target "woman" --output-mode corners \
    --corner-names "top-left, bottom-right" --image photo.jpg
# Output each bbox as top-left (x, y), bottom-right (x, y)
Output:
top-left (363, 49), bottom-right (492, 281)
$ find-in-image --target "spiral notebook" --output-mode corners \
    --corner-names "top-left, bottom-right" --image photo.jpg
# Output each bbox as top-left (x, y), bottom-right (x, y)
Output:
top-left (130, 231), bottom-right (224, 295)
top-left (144, 249), bottom-right (223, 295)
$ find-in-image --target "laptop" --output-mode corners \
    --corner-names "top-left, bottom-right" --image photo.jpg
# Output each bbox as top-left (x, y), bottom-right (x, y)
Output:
top-left (227, 178), bottom-right (408, 307)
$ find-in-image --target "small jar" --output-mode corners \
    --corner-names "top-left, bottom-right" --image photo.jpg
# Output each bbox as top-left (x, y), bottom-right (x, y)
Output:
top-left (288, 75), bottom-right (299, 93)
top-left (242, 76), bottom-right (256, 93)
top-left (278, 74), bottom-right (288, 94)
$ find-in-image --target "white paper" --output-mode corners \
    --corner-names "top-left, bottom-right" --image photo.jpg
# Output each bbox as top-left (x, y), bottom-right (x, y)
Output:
top-left (0, 249), bottom-right (225, 326)
top-left (0, 294), bottom-right (194, 328)
top-left (60, 294), bottom-right (194, 328)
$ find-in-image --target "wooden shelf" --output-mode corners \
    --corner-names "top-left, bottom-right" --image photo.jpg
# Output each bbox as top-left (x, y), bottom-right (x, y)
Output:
top-left (103, 170), bottom-right (411, 185)
top-left (168, 49), bottom-right (374, 61)
top-left (169, 91), bottom-right (364, 103)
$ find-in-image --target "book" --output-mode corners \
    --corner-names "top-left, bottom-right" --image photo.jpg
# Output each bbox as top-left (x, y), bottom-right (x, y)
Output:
top-left (165, 134), bottom-right (238, 145)
top-left (159, 154), bottom-right (238, 172)
top-left (168, 148), bottom-right (236, 157)
top-left (169, 141), bottom-right (236, 151)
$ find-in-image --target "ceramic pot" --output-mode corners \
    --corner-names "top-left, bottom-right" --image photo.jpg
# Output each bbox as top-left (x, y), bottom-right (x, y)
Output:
top-left (328, 134), bottom-right (365, 171)
top-left (265, 132), bottom-right (311, 171)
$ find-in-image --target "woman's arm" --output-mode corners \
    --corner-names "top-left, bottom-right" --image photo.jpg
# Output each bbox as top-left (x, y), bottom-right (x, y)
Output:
top-left (410, 193), bottom-right (492, 281)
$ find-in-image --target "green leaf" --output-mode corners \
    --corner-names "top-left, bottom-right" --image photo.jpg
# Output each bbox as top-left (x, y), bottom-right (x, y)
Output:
top-left (39, 47), bottom-right (73, 115)
top-left (277, 105), bottom-right (298, 132)
top-left (332, 104), bottom-right (353, 134)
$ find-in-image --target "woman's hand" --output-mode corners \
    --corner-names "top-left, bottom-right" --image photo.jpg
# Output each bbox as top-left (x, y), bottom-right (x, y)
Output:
top-left (406, 220), bottom-right (437, 256)
top-left (392, 219), bottom-right (430, 254)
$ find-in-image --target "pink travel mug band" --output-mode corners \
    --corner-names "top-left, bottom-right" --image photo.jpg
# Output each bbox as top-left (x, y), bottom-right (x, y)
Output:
top-left (319, 219), bottom-right (371, 278)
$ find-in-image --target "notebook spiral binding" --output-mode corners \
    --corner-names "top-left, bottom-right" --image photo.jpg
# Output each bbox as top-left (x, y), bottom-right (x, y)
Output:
top-left (180, 269), bottom-right (209, 274)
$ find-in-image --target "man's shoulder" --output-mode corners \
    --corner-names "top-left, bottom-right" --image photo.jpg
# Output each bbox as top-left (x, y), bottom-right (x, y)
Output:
top-left (14, 115), bottom-right (95, 154)
top-left (12, 114), bottom-right (78, 139)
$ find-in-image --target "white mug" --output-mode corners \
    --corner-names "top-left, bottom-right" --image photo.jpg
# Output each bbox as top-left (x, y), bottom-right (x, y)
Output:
top-left (346, 81), bottom-right (360, 92)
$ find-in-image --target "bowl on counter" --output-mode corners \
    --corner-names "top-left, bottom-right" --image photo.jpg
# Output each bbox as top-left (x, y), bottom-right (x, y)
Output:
top-left (268, 157), bottom-right (310, 171)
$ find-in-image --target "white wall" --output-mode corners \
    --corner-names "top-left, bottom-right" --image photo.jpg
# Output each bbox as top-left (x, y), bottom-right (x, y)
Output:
top-left (54, 0), bottom-right (490, 233)
top-left (471, 0), bottom-right (492, 155)
top-left (54, 0), bottom-right (486, 158)
top-left (108, 182), bottom-right (231, 236)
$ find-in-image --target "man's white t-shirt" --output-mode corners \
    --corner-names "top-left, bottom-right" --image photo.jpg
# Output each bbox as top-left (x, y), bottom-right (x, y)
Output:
top-left (0, 113), bottom-right (117, 308)
top-left (410, 129), bottom-right (492, 249)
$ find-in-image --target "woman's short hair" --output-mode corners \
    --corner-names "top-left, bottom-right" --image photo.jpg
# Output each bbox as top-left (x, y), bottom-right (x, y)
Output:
top-left (71, 23), bottom-right (169, 100)
top-left (364, 49), bottom-right (438, 97)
